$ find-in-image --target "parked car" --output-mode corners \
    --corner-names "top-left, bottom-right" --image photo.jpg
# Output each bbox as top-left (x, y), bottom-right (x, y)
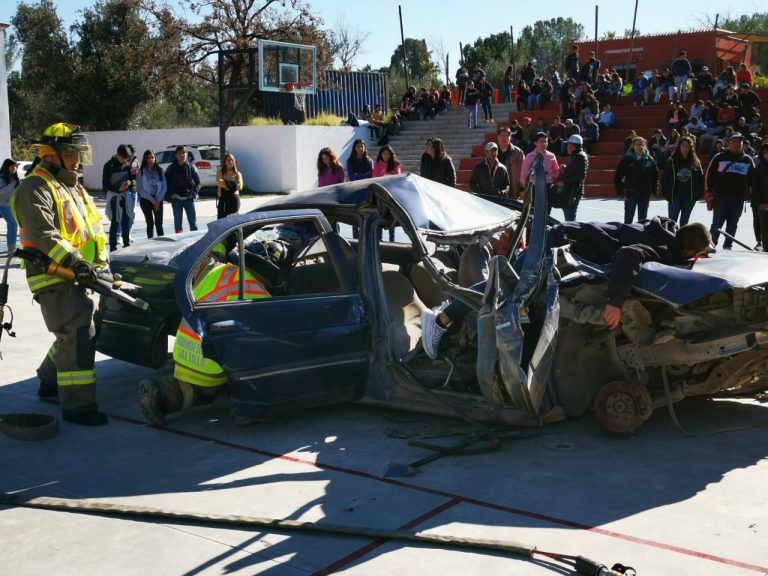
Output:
top-left (15, 160), bottom-right (33, 179)
top-left (155, 144), bottom-right (221, 194)
top-left (96, 173), bottom-right (768, 432)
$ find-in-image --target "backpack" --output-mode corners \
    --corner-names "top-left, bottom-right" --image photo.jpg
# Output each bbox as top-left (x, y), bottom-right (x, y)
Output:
top-left (347, 113), bottom-right (360, 127)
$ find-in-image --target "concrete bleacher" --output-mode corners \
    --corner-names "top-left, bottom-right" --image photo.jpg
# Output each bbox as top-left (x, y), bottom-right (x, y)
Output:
top-left (457, 88), bottom-right (768, 197)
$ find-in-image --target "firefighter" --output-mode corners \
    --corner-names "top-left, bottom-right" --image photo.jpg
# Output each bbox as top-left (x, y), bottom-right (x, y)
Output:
top-left (138, 239), bottom-right (290, 425)
top-left (11, 123), bottom-right (110, 426)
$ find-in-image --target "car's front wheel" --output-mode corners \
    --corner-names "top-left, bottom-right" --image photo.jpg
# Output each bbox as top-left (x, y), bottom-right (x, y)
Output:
top-left (593, 380), bottom-right (653, 433)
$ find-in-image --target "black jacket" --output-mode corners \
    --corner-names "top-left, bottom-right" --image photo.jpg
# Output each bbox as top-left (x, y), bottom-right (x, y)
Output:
top-left (549, 216), bottom-right (681, 307)
top-left (614, 151), bottom-right (659, 197)
top-left (420, 155), bottom-right (456, 188)
top-left (469, 159), bottom-right (510, 196)
top-left (559, 149), bottom-right (588, 199)
top-left (661, 156), bottom-right (704, 202)
top-left (752, 160), bottom-right (768, 206)
top-left (165, 161), bottom-right (201, 199)
top-left (705, 150), bottom-right (755, 198)
top-left (102, 156), bottom-right (130, 194)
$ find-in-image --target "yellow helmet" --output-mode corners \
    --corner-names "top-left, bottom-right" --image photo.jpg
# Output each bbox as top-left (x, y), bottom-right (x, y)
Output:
top-left (32, 123), bottom-right (93, 165)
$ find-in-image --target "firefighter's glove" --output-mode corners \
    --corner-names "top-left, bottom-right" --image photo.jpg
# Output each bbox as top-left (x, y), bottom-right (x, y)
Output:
top-left (73, 260), bottom-right (98, 287)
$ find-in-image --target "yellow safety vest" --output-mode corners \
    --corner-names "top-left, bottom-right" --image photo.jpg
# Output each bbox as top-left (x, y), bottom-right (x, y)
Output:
top-left (174, 263), bottom-right (270, 387)
top-left (12, 166), bottom-right (107, 292)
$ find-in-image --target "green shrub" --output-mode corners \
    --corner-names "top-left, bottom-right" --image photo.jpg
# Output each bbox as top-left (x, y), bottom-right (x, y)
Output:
top-left (248, 116), bottom-right (283, 126)
top-left (752, 75), bottom-right (768, 89)
top-left (304, 113), bottom-right (344, 126)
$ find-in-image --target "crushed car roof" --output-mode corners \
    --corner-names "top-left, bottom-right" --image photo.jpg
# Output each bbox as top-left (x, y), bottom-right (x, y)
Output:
top-left (640, 251), bottom-right (768, 306)
top-left (260, 173), bottom-right (516, 236)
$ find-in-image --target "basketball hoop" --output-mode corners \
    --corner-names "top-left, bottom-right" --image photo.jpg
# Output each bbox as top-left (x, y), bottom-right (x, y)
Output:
top-left (285, 82), bottom-right (308, 112)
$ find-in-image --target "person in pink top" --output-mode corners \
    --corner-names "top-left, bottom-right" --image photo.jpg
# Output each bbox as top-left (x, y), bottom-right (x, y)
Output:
top-left (373, 144), bottom-right (402, 240)
top-left (372, 145), bottom-right (402, 177)
top-left (519, 132), bottom-right (560, 188)
top-left (316, 147), bottom-right (345, 186)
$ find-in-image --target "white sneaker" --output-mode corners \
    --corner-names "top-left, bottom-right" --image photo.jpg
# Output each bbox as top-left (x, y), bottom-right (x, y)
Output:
top-left (421, 310), bottom-right (446, 360)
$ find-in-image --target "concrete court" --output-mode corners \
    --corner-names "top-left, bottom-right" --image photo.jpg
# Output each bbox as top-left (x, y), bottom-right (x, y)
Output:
top-left (1, 195), bottom-right (767, 576)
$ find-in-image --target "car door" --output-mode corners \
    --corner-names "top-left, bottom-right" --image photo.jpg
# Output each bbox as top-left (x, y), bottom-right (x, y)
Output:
top-left (174, 209), bottom-right (370, 419)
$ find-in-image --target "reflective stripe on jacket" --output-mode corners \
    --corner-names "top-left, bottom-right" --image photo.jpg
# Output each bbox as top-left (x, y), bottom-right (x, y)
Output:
top-left (173, 263), bottom-right (270, 387)
top-left (11, 165), bottom-right (107, 293)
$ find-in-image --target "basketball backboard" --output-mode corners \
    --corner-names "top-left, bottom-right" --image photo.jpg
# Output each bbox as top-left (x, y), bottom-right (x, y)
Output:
top-left (258, 39), bottom-right (317, 94)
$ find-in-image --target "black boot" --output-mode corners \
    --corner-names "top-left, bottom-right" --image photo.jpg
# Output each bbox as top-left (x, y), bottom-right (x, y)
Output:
top-left (63, 410), bottom-right (109, 426)
top-left (37, 380), bottom-right (60, 402)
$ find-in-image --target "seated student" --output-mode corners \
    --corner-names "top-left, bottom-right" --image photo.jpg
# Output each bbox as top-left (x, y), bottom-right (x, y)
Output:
top-left (684, 116), bottom-right (708, 140)
top-left (439, 85), bottom-right (452, 112)
top-left (368, 103), bottom-right (386, 142)
top-left (597, 104), bottom-right (615, 129)
top-left (420, 218), bottom-right (712, 359)
top-left (693, 66), bottom-right (714, 98)
top-left (561, 119), bottom-right (581, 155)
top-left (548, 117), bottom-right (565, 153)
top-left (582, 116), bottom-right (600, 152)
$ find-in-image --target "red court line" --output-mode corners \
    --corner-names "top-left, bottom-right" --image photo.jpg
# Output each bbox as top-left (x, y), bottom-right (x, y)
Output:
top-left (312, 498), bottom-right (462, 576)
top-left (107, 413), bottom-right (768, 574)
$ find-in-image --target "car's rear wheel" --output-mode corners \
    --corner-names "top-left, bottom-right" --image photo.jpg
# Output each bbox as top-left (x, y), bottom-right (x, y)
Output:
top-left (148, 330), bottom-right (169, 369)
top-left (593, 380), bottom-right (653, 433)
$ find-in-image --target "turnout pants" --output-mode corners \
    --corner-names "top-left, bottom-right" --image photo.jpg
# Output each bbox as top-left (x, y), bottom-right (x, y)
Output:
top-left (35, 283), bottom-right (99, 415)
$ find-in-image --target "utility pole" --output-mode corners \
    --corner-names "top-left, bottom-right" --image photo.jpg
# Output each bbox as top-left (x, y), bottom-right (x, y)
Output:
top-left (594, 6), bottom-right (599, 62)
top-left (398, 5), bottom-right (409, 88)
top-left (510, 26), bottom-right (516, 82)
top-left (625, 0), bottom-right (640, 81)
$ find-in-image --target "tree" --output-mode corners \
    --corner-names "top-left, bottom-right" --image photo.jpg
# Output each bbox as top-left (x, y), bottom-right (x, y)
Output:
top-left (601, 31), bottom-right (617, 40)
top-left (69, 0), bottom-right (183, 130)
top-left (389, 38), bottom-right (436, 80)
top-left (462, 32), bottom-right (513, 69)
top-left (718, 12), bottom-right (768, 74)
top-left (329, 17), bottom-right (370, 71)
top-left (517, 17), bottom-right (585, 73)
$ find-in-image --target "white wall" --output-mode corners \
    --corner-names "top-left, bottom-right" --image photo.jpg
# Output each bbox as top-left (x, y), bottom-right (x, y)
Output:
top-left (0, 26), bottom-right (11, 163)
top-left (82, 125), bottom-right (369, 193)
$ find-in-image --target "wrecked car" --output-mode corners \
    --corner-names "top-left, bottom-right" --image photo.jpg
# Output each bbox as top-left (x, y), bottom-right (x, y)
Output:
top-left (96, 172), bottom-right (768, 432)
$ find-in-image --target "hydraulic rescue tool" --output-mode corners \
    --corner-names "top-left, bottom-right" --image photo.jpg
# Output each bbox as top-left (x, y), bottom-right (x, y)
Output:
top-left (14, 248), bottom-right (149, 311)
top-left (0, 253), bottom-right (17, 359)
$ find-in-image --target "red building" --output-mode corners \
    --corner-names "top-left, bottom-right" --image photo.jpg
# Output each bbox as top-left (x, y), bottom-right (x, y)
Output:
top-left (575, 28), bottom-right (767, 77)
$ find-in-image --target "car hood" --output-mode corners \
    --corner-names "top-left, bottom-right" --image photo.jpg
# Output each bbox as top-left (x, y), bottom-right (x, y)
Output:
top-left (109, 232), bottom-right (207, 268)
top-left (260, 173), bottom-right (517, 241)
top-left (639, 251), bottom-right (768, 306)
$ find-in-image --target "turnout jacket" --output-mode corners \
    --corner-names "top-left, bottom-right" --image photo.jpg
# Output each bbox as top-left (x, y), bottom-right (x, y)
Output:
top-left (11, 162), bottom-right (108, 292)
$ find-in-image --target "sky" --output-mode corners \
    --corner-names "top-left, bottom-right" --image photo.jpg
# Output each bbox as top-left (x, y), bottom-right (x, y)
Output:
top-left (2, 0), bottom-right (765, 70)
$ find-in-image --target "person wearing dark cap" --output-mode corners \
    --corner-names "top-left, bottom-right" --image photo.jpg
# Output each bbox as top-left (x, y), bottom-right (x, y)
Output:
top-left (705, 132), bottom-right (756, 250)
top-left (693, 66), bottom-right (714, 98)
top-left (102, 143), bottom-right (133, 251)
top-left (496, 126), bottom-right (524, 198)
top-left (469, 142), bottom-right (510, 196)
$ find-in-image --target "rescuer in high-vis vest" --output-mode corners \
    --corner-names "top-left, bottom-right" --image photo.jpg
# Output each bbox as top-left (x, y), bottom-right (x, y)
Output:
top-left (11, 123), bottom-right (110, 426)
top-left (138, 239), bottom-right (290, 425)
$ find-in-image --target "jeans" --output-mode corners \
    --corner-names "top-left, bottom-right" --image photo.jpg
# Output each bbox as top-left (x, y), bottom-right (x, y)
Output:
top-left (444, 280), bottom-right (486, 324)
top-left (0, 205), bottom-right (18, 248)
top-left (674, 75), bottom-right (688, 102)
top-left (481, 100), bottom-right (493, 120)
top-left (527, 94), bottom-right (539, 111)
top-left (503, 82), bottom-right (513, 103)
top-left (758, 209), bottom-right (768, 250)
top-left (139, 197), bottom-right (164, 238)
top-left (623, 193), bottom-right (650, 224)
top-left (466, 104), bottom-right (478, 128)
top-left (117, 190), bottom-right (137, 237)
top-left (561, 194), bottom-right (582, 222)
top-left (109, 195), bottom-right (130, 251)
top-left (667, 195), bottom-right (697, 226)
top-left (171, 197), bottom-right (198, 233)
top-left (710, 194), bottom-right (745, 247)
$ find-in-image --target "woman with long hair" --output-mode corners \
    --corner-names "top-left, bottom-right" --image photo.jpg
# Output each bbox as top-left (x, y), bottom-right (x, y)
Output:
top-left (420, 138), bottom-right (456, 188)
top-left (136, 150), bottom-right (167, 238)
top-left (346, 139), bottom-right (373, 181)
top-left (614, 136), bottom-right (659, 223)
top-left (316, 147), bottom-right (345, 186)
top-left (373, 145), bottom-right (401, 178)
top-left (216, 153), bottom-right (243, 219)
top-left (0, 158), bottom-right (20, 254)
top-left (661, 136), bottom-right (704, 225)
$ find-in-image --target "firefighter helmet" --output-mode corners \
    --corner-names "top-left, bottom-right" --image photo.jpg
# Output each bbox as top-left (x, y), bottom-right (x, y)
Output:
top-left (32, 123), bottom-right (93, 165)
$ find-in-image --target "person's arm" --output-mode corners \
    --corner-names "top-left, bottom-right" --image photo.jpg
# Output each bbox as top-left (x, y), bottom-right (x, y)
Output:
top-left (190, 165), bottom-right (201, 196)
top-left (649, 161), bottom-right (659, 195)
top-left (705, 154), bottom-right (718, 194)
top-left (443, 158), bottom-right (456, 187)
top-left (519, 154), bottom-right (532, 188)
top-left (500, 166), bottom-right (510, 196)
top-left (215, 168), bottom-right (224, 198)
top-left (155, 170), bottom-right (167, 203)
top-left (469, 164), bottom-right (481, 194)
top-left (165, 165), bottom-right (175, 199)
top-left (614, 159), bottom-right (625, 197)
top-left (561, 154), bottom-right (587, 186)
top-left (136, 170), bottom-right (151, 202)
top-left (607, 244), bottom-right (656, 307)
top-left (661, 158), bottom-right (674, 197)
top-left (236, 171), bottom-right (244, 193)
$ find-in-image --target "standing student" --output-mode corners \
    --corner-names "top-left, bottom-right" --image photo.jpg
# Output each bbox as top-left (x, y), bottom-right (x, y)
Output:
top-left (662, 136), bottom-right (704, 226)
top-left (464, 81), bottom-right (479, 129)
top-left (317, 147), bottom-right (345, 186)
top-left (165, 145), bottom-right (201, 234)
top-left (136, 150), bottom-right (166, 238)
top-left (102, 144), bottom-right (133, 251)
top-left (373, 145), bottom-right (402, 241)
top-left (216, 153), bottom-right (243, 219)
top-left (0, 159), bottom-right (20, 255)
top-left (346, 139), bottom-right (374, 181)
top-left (614, 137), bottom-right (659, 224)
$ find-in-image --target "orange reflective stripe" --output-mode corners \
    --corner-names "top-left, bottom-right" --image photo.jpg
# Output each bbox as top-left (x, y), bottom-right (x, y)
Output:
top-left (177, 323), bottom-right (201, 341)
